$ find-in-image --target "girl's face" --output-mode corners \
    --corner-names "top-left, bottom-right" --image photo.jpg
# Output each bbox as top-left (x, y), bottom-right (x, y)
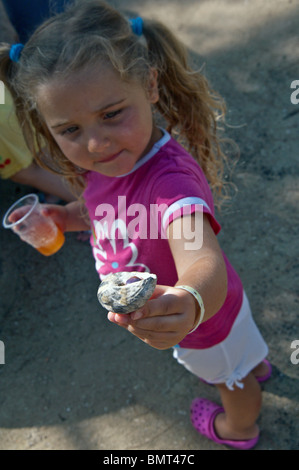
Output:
top-left (37, 65), bottom-right (161, 177)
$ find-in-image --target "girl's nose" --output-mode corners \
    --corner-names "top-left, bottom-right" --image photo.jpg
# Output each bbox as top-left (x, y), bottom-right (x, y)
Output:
top-left (87, 133), bottom-right (110, 154)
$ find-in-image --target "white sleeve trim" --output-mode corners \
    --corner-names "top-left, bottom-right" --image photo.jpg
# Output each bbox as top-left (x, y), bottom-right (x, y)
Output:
top-left (162, 197), bottom-right (211, 230)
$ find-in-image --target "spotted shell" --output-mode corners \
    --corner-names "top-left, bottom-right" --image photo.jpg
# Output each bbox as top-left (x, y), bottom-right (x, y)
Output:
top-left (97, 271), bottom-right (157, 314)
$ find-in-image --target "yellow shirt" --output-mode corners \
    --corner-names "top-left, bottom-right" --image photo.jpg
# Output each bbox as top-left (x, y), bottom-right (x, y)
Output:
top-left (0, 89), bottom-right (32, 178)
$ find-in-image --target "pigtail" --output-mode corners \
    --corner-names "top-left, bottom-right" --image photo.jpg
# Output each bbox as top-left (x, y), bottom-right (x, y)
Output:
top-left (142, 20), bottom-right (233, 205)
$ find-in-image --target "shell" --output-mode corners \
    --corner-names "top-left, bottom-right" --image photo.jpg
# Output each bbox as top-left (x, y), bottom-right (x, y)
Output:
top-left (97, 271), bottom-right (157, 314)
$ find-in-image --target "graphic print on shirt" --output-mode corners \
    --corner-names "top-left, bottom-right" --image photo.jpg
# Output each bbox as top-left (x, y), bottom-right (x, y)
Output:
top-left (92, 218), bottom-right (150, 279)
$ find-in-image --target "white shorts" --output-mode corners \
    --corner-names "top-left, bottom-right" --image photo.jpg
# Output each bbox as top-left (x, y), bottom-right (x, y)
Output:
top-left (173, 292), bottom-right (268, 390)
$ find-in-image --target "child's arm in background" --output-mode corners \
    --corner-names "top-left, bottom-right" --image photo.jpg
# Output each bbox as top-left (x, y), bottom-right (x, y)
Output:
top-left (108, 213), bottom-right (228, 349)
top-left (42, 201), bottom-right (91, 233)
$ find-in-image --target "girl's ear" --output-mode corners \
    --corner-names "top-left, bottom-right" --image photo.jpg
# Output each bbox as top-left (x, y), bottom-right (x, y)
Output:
top-left (147, 68), bottom-right (159, 104)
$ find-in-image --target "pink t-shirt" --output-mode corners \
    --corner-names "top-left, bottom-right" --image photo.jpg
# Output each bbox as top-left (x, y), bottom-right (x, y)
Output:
top-left (83, 131), bottom-right (243, 349)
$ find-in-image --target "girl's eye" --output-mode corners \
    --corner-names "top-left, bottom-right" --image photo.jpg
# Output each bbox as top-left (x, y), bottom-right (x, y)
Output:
top-left (61, 126), bottom-right (79, 135)
top-left (104, 110), bottom-right (122, 120)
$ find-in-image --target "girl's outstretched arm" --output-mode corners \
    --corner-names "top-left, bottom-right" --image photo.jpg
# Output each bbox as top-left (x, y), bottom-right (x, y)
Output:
top-left (108, 213), bottom-right (228, 349)
top-left (168, 212), bottom-right (228, 324)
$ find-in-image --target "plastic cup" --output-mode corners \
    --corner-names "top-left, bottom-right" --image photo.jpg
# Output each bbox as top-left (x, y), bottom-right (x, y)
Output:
top-left (2, 193), bottom-right (65, 256)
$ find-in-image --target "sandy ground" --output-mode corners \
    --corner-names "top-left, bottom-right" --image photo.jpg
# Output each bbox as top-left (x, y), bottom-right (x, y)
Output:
top-left (0, 0), bottom-right (298, 451)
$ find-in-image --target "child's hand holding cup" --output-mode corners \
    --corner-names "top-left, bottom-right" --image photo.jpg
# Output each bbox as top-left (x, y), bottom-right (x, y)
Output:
top-left (2, 193), bottom-right (65, 256)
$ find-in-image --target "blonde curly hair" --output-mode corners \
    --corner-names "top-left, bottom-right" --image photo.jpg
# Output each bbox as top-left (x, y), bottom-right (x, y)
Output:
top-left (0, 0), bottom-right (233, 204)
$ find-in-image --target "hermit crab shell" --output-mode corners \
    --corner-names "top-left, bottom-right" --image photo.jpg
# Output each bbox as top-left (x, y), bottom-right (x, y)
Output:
top-left (97, 271), bottom-right (157, 314)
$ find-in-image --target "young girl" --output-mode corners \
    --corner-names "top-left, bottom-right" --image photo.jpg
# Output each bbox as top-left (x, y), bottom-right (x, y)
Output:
top-left (0, 0), bottom-right (271, 449)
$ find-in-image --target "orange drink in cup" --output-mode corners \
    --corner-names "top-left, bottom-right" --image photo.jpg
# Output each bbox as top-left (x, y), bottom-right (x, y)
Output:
top-left (2, 194), bottom-right (65, 256)
top-left (35, 228), bottom-right (65, 256)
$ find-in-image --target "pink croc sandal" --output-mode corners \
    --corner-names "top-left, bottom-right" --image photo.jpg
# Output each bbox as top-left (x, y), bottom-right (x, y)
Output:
top-left (190, 398), bottom-right (259, 450)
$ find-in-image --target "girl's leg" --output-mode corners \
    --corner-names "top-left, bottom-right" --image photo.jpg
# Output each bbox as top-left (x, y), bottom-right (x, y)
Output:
top-left (215, 372), bottom-right (262, 441)
top-left (252, 360), bottom-right (269, 379)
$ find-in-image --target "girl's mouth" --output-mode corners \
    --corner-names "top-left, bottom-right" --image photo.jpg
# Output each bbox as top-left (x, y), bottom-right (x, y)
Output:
top-left (98, 150), bottom-right (123, 163)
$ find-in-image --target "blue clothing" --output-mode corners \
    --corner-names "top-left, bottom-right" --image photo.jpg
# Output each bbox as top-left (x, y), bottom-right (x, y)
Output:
top-left (3, 0), bottom-right (71, 43)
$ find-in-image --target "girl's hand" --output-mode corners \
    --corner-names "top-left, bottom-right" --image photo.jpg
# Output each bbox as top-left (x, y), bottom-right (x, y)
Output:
top-left (107, 213), bottom-right (228, 350)
top-left (41, 204), bottom-right (68, 232)
top-left (7, 203), bottom-right (68, 232)
top-left (41, 201), bottom-right (90, 232)
top-left (107, 284), bottom-right (198, 350)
